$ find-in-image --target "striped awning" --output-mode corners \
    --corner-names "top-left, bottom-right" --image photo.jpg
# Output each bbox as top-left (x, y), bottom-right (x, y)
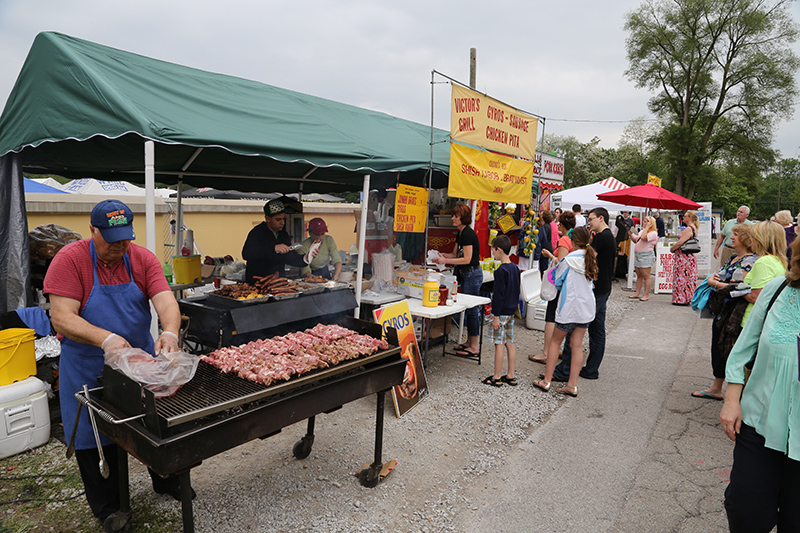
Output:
top-left (597, 177), bottom-right (629, 191)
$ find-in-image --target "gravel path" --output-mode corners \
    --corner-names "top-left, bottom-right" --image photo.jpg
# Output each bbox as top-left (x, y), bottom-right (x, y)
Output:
top-left (119, 280), bottom-right (635, 532)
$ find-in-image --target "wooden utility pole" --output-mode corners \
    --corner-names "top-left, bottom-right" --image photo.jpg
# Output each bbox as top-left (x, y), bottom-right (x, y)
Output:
top-left (469, 48), bottom-right (476, 89)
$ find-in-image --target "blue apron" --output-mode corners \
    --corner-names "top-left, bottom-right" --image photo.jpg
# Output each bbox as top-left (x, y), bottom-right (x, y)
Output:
top-left (59, 241), bottom-right (154, 450)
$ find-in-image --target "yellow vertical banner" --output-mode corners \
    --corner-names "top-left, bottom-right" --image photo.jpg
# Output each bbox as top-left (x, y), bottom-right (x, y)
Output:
top-left (393, 183), bottom-right (429, 233)
top-left (450, 84), bottom-right (538, 159)
top-left (448, 143), bottom-right (534, 204)
top-left (648, 173), bottom-right (662, 187)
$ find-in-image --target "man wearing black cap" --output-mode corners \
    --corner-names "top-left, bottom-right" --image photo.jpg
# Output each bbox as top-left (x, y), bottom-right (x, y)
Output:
top-left (242, 199), bottom-right (310, 282)
top-left (44, 199), bottom-right (187, 532)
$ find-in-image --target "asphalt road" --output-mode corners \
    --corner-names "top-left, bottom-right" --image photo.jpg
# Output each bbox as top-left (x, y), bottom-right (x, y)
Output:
top-left (457, 289), bottom-right (734, 533)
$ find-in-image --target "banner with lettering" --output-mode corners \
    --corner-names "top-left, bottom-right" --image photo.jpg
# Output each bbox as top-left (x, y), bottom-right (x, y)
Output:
top-left (450, 84), bottom-right (538, 159)
top-left (654, 244), bottom-right (674, 294)
top-left (393, 183), bottom-right (428, 233)
top-left (448, 142), bottom-right (534, 204)
top-left (373, 300), bottom-right (428, 417)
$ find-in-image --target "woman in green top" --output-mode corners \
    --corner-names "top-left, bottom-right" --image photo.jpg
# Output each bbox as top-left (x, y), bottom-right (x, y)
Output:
top-left (740, 221), bottom-right (788, 326)
top-left (299, 217), bottom-right (342, 281)
top-left (720, 237), bottom-right (800, 532)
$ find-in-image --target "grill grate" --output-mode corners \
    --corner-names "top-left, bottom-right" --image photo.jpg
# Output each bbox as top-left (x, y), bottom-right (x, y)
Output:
top-left (153, 348), bottom-right (400, 427)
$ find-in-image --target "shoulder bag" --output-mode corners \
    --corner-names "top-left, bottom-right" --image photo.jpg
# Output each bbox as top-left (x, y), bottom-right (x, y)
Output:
top-left (743, 278), bottom-right (790, 383)
top-left (680, 227), bottom-right (701, 254)
top-left (540, 263), bottom-right (558, 301)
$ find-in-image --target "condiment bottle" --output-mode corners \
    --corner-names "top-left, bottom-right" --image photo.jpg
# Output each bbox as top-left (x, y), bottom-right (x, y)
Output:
top-left (422, 274), bottom-right (439, 307)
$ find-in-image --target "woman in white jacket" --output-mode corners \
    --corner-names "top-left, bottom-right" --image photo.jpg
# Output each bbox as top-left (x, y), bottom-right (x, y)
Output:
top-left (533, 227), bottom-right (597, 397)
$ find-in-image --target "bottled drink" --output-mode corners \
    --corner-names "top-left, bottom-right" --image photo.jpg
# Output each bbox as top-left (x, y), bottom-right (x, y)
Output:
top-left (732, 267), bottom-right (744, 283)
top-left (163, 261), bottom-right (173, 284)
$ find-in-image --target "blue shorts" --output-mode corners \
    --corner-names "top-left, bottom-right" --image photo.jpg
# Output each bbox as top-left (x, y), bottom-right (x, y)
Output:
top-left (555, 321), bottom-right (590, 333)
top-left (488, 315), bottom-right (514, 345)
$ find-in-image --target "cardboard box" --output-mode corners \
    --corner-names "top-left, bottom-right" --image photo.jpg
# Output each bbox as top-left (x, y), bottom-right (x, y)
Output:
top-left (394, 269), bottom-right (442, 300)
top-left (429, 317), bottom-right (452, 339)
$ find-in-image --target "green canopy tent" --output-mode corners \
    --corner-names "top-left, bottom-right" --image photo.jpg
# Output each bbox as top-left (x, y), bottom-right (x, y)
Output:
top-left (0, 31), bottom-right (450, 311)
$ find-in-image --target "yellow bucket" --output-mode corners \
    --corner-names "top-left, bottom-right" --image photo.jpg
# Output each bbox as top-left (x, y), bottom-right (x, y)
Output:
top-left (172, 255), bottom-right (202, 284)
top-left (0, 328), bottom-right (36, 386)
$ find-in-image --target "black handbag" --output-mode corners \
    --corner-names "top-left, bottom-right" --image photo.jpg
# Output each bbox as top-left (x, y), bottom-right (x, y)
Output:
top-left (680, 227), bottom-right (701, 254)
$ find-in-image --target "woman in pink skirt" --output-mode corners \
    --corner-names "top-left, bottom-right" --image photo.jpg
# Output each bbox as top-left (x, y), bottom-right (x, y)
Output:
top-left (670, 211), bottom-right (699, 305)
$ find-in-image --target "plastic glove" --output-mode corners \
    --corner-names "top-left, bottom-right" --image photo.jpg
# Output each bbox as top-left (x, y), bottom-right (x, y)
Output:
top-left (101, 333), bottom-right (131, 353)
top-left (155, 331), bottom-right (180, 355)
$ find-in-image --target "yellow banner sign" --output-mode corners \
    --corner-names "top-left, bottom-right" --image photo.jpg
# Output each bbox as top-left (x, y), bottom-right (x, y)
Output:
top-left (393, 183), bottom-right (429, 233)
top-left (450, 84), bottom-right (538, 159)
top-left (648, 173), bottom-right (662, 187)
top-left (448, 143), bottom-right (534, 204)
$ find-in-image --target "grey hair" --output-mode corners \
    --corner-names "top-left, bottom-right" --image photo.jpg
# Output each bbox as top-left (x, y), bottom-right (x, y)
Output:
top-left (775, 210), bottom-right (793, 226)
top-left (739, 206), bottom-right (751, 215)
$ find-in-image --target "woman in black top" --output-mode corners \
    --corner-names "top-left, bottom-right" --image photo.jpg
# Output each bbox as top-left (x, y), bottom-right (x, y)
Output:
top-left (433, 203), bottom-right (483, 357)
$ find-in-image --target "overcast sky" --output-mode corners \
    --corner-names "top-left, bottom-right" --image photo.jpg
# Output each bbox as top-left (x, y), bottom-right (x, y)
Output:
top-left (2, 0), bottom-right (799, 160)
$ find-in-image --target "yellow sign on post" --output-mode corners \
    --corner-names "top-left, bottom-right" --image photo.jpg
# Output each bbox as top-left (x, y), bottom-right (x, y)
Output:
top-left (648, 173), bottom-right (662, 187)
top-left (448, 143), bottom-right (534, 204)
top-left (393, 183), bottom-right (429, 233)
top-left (450, 84), bottom-right (538, 159)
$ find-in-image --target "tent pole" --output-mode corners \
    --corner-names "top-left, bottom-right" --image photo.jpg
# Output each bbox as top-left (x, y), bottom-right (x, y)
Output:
top-left (353, 174), bottom-right (370, 319)
top-left (144, 141), bottom-right (159, 340)
top-left (145, 141), bottom-right (156, 254)
top-left (176, 177), bottom-right (184, 256)
top-left (173, 148), bottom-right (202, 258)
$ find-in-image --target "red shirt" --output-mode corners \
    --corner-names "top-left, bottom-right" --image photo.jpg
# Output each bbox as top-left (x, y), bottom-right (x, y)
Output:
top-left (44, 239), bottom-right (169, 312)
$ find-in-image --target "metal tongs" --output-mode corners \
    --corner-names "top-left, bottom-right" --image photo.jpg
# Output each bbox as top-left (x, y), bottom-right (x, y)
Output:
top-left (84, 384), bottom-right (110, 478)
top-left (66, 384), bottom-right (109, 477)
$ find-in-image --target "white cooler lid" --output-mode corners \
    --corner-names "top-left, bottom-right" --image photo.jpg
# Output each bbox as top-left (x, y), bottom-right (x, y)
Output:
top-left (0, 376), bottom-right (46, 404)
top-left (520, 269), bottom-right (542, 302)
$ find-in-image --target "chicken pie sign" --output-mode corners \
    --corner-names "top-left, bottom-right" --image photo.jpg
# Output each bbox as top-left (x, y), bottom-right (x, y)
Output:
top-left (373, 300), bottom-right (429, 417)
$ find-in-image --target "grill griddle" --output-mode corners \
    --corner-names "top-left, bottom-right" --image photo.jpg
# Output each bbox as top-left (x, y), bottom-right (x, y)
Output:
top-left (153, 348), bottom-right (400, 427)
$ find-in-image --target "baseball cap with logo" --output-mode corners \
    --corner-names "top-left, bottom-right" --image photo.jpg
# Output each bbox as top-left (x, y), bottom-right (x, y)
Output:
top-left (264, 199), bottom-right (285, 216)
top-left (91, 200), bottom-right (135, 243)
top-left (308, 217), bottom-right (328, 234)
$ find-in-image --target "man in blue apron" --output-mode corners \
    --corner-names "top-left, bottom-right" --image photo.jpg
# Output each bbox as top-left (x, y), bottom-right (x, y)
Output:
top-left (45, 200), bottom-right (186, 532)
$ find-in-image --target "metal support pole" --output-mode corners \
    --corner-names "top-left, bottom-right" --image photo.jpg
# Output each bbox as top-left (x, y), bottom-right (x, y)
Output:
top-left (354, 174), bottom-right (370, 319)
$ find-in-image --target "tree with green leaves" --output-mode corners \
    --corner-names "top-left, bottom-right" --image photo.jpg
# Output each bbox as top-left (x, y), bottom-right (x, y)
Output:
top-left (625, 0), bottom-right (799, 199)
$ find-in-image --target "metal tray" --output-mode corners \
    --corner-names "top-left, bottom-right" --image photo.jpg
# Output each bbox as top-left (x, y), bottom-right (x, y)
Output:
top-left (206, 292), bottom-right (272, 307)
top-left (269, 291), bottom-right (301, 301)
top-left (323, 281), bottom-right (351, 292)
top-left (290, 281), bottom-right (326, 295)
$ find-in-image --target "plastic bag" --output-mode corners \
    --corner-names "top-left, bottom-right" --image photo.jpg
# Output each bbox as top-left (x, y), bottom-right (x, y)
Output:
top-left (28, 223), bottom-right (83, 261)
top-left (540, 263), bottom-right (558, 301)
top-left (105, 347), bottom-right (199, 398)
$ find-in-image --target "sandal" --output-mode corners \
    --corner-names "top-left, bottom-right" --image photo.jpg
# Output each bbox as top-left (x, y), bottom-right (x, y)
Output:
top-left (555, 385), bottom-right (578, 397)
top-left (500, 375), bottom-right (518, 386)
top-left (453, 344), bottom-right (468, 352)
top-left (528, 354), bottom-right (547, 364)
top-left (481, 375), bottom-right (503, 387)
top-left (532, 378), bottom-right (551, 392)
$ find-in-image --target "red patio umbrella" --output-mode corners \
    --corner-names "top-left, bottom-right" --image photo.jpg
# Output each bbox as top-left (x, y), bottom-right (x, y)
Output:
top-left (596, 183), bottom-right (701, 210)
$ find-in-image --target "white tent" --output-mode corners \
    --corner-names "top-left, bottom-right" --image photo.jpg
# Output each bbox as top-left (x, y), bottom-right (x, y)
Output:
top-left (552, 177), bottom-right (632, 212)
top-left (31, 177), bottom-right (66, 190)
top-left (59, 178), bottom-right (173, 197)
